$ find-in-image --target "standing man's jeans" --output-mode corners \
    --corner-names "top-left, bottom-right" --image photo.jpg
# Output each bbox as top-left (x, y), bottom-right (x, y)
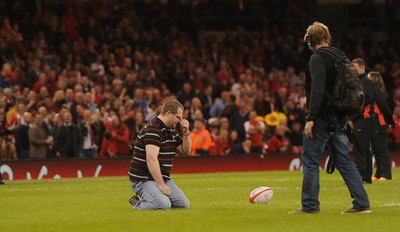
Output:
top-left (301, 118), bottom-right (370, 212)
top-left (130, 179), bottom-right (190, 210)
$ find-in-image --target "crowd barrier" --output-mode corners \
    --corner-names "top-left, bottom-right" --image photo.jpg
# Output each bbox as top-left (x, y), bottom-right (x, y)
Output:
top-left (1, 153), bottom-right (399, 181)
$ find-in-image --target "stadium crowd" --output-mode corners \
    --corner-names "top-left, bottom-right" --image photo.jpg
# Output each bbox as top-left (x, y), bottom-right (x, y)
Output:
top-left (0, 0), bottom-right (399, 160)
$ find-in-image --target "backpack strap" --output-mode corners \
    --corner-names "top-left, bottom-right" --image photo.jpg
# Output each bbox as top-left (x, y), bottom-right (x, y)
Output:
top-left (314, 48), bottom-right (339, 107)
top-left (315, 48), bottom-right (345, 120)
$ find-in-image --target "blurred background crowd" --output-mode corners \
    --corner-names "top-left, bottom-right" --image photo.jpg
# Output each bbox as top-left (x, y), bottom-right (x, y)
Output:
top-left (0, 0), bottom-right (400, 160)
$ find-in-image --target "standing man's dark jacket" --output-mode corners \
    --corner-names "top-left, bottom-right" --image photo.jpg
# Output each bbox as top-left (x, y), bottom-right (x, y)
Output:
top-left (305, 47), bottom-right (347, 122)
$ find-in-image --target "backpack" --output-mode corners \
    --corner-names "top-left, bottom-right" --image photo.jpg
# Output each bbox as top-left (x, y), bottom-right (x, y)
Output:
top-left (319, 49), bottom-right (365, 115)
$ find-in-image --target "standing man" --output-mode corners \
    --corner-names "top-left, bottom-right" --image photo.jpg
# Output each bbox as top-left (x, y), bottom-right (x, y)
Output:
top-left (57, 111), bottom-right (83, 158)
top-left (128, 99), bottom-right (192, 210)
top-left (349, 58), bottom-right (376, 184)
top-left (289, 22), bottom-right (371, 214)
top-left (29, 113), bottom-right (53, 159)
top-left (16, 112), bottom-right (32, 159)
top-left (79, 109), bottom-right (99, 158)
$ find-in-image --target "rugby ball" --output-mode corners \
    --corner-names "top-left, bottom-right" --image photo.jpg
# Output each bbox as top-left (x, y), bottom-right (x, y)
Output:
top-left (249, 186), bottom-right (273, 204)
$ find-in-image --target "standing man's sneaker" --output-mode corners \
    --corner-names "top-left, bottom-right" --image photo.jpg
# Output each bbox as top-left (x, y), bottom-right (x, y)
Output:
top-left (128, 195), bottom-right (141, 206)
top-left (341, 208), bottom-right (371, 214)
top-left (372, 176), bottom-right (379, 181)
top-left (379, 177), bottom-right (389, 181)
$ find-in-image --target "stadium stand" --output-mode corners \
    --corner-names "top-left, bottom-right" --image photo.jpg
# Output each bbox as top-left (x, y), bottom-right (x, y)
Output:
top-left (0, 0), bottom-right (399, 160)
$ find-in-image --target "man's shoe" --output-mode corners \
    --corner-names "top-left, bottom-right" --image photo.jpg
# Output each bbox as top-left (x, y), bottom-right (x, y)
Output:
top-left (288, 208), bottom-right (319, 214)
top-left (372, 176), bottom-right (379, 181)
top-left (128, 195), bottom-right (141, 206)
top-left (379, 177), bottom-right (389, 181)
top-left (0, 180), bottom-right (4, 185)
top-left (341, 208), bottom-right (371, 214)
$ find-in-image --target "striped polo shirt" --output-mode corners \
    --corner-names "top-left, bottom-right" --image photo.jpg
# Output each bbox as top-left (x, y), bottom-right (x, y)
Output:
top-left (128, 117), bottom-right (182, 183)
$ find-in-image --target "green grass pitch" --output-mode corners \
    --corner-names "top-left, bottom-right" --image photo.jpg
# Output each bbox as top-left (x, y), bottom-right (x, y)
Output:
top-left (1, 169), bottom-right (400, 232)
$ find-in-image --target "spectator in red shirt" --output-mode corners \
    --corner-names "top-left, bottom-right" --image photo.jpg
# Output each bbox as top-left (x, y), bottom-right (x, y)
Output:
top-left (99, 114), bottom-right (130, 157)
top-left (244, 110), bottom-right (266, 154)
top-left (209, 129), bottom-right (230, 156)
top-left (266, 126), bottom-right (289, 153)
top-left (60, 7), bottom-right (78, 41)
top-left (33, 73), bottom-right (48, 94)
top-left (215, 60), bottom-right (233, 90)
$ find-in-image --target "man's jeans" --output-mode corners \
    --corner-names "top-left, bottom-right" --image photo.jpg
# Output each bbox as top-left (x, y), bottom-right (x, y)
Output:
top-left (130, 179), bottom-right (190, 210)
top-left (301, 118), bottom-right (370, 212)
